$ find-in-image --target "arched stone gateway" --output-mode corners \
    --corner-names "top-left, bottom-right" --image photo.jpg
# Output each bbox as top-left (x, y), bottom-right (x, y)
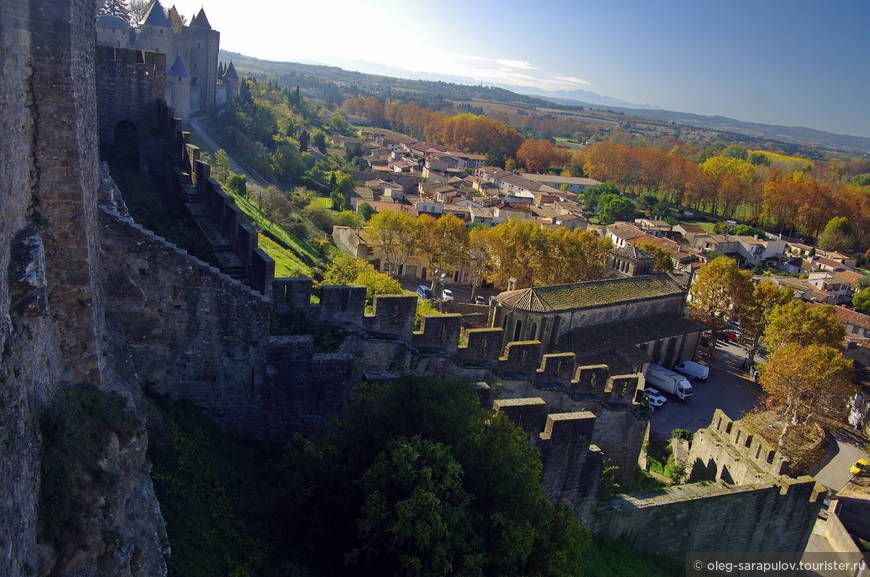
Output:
top-left (114, 120), bottom-right (140, 170)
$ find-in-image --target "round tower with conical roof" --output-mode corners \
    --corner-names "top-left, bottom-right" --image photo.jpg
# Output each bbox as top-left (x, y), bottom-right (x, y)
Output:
top-left (223, 61), bottom-right (240, 103)
top-left (166, 53), bottom-right (192, 120)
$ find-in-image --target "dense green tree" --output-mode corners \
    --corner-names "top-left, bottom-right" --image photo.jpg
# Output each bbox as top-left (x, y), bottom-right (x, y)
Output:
top-left (301, 204), bottom-right (335, 232)
top-left (853, 289), bottom-right (870, 313)
top-left (817, 216), bottom-right (854, 253)
top-left (597, 194), bottom-right (636, 225)
top-left (350, 436), bottom-right (481, 577)
top-left (225, 172), bottom-right (247, 197)
top-left (358, 202), bottom-right (376, 222)
top-left (312, 129), bottom-right (327, 153)
top-left (282, 375), bottom-right (590, 577)
top-left (582, 181), bottom-right (620, 212)
top-left (211, 149), bottom-right (231, 183)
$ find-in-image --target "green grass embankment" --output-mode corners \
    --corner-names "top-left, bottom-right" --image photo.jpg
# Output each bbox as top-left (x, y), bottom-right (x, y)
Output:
top-left (221, 186), bottom-right (325, 277)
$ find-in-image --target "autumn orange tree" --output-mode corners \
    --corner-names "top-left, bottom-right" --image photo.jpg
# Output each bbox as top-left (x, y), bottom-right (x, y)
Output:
top-left (763, 300), bottom-right (845, 351)
top-left (735, 280), bottom-right (794, 364)
top-left (363, 210), bottom-right (422, 277)
top-left (479, 219), bottom-right (548, 289)
top-left (515, 139), bottom-right (571, 173)
top-left (479, 219), bottom-right (611, 289)
top-left (634, 241), bottom-right (674, 273)
top-left (425, 113), bottom-right (525, 159)
top-left (688, 257), bottom-right (752, 355)
top-left (759, 343), bottom-right (854, 428)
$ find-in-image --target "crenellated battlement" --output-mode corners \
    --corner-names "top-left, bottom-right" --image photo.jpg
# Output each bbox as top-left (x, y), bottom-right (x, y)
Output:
top-left (493, 398), bottom-right (603, 522)
top-left (686, 409), bottom-right (796, 486)
top-left (710, 408), bottom-right (791, 477)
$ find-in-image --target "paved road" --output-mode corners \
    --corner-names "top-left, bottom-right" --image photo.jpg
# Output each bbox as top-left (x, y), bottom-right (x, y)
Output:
top-left (649, 340), bottom-right (763, 438)
top-left (809, 433), bottom-right (868, 492)
top-left (187, 116), bottom-right (269, 187)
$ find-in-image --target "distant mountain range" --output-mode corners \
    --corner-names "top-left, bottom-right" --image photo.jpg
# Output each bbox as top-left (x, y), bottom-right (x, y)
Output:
top-left (222, 50), bottom-right (870, 156)
top-left (533, 95), bottom-right (870, 156)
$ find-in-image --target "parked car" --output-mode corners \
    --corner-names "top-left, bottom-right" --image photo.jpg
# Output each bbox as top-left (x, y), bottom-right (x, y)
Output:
top-left (441, 289), bottom-right (454, 303)
top-left (416, 285), bottom-right (434, 300)
top-left (721, 330), bottom-right (741, 343)
top-left (850, 458), bottom-right (869, 476)
top-left (474, 295), bottom-right (486, 305)
top-left (643, 388), bottom-right (667, 408)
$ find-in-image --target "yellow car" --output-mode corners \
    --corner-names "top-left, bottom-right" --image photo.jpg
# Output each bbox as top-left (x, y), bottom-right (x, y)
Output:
top-left (850, 458), bottom-right (869, 476)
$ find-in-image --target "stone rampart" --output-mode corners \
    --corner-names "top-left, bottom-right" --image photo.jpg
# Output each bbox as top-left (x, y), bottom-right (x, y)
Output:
top-left (99, 206), bottom-right (274, 438)
top-left (687, 409), bottom-right (792, 484)
top-left (594, 477), bottom-right (824, 557)
top-left (494, 398), bottom-right (603, 523)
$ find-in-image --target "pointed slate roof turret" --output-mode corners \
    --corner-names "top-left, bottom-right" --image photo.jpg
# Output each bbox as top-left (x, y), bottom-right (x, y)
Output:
top-left (167, 54), bottom-right (191, 78)
top-left (168, 5), bottom-right (184, 32)
top-left (141, 0), bottom-right (171, 27)
top-left (224, 61), bottom-right (238, 79)
top-left (190, 7), bottom-right (212, 29)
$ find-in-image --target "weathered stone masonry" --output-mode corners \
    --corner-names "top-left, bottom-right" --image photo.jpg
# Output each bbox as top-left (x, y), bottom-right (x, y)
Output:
top-left (2, 2), bottom-right (167, 576)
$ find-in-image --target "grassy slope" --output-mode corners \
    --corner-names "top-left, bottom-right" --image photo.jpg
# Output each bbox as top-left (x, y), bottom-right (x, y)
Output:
top-left (221, 186), bottom-right (324, 276)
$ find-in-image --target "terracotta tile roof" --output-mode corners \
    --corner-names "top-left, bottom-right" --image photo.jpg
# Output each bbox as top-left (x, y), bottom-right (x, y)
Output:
top-left (834, 306), bottom-right (870, 330)
top-left (607, 223), bottom-right (646, 241)
top-left (496, 273), bottom-right (685, 313)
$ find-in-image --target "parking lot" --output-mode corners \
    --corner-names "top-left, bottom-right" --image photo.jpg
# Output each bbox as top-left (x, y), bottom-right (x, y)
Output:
top-left (649, 340), bottom-right (764, 438)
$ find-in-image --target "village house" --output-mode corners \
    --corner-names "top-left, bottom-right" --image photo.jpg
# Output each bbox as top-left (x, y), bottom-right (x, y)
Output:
top-left (733, 235), bottom-right (787, 266)
top-left (671, 223), bottom-right (707, 245)
top-left (806, 270), bottom-right (855, 304)
top-left (634, 218), bottom-right (671, 238)
top-left (519, 173), bottom-right (602, 194)
top-left (606, 222), bottom-right (647, 248)
top-left (625, 233), bottom-right (702, 272)
top-left (691, 233), bottom-right (740, 256)
top-left (835, 306), bottom-right (870, 340)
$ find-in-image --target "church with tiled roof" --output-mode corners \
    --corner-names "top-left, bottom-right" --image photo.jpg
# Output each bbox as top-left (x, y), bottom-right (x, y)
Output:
top-left (491, 274), bottom-right (704, 373)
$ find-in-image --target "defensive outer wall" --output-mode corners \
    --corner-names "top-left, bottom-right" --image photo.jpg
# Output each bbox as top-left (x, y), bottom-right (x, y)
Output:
top-left (593, 409), bottom-right (825, 558)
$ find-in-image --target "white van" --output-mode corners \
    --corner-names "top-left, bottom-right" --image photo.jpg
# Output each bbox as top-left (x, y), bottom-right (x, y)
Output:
top-left (674, 361), bottom-right (709, 381)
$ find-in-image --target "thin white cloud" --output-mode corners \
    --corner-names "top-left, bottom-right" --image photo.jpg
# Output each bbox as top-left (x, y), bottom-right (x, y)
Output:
top-left (493, 58), bottom-right (537, 70)
top-left (552, 75), bottom-right (592, 86)
top-left (386, 51), bottom-right (592, 92)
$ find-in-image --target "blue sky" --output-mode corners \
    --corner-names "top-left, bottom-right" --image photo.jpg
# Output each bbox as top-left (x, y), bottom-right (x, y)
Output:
top-left (167, 0), bottom-right (870, 139)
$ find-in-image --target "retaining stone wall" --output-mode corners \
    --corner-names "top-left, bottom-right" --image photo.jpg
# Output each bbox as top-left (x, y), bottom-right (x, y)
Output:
top-left (594, 477), bottom-right (824, 557)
